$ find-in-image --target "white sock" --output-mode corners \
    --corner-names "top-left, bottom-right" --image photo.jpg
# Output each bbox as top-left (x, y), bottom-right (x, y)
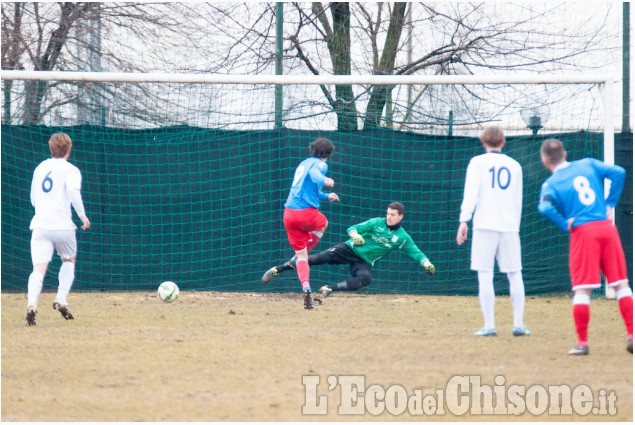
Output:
top-left (616, 287), bottom-right (633, 300)
top-left (477, 270), bottom-right (495, 329)
top-left (56, 262), bottom-right (75, 305)
top-left (27, 271), bottom-right (44, 309)
top-left (507, 270), bottom-right (526, 328)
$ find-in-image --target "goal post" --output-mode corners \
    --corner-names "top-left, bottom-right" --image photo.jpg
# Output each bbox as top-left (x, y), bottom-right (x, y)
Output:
top-left (0, 71), bottom-right (622, 296)
top-left (0, 70), bottom-right (615, 84)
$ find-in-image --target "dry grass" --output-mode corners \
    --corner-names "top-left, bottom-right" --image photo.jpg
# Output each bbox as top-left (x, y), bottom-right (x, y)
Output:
top-left (1, 291), bottom-right (632, 421)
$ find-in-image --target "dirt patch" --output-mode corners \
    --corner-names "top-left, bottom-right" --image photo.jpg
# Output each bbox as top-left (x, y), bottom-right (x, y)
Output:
top-left (2, 292), bottom-right (632, 421)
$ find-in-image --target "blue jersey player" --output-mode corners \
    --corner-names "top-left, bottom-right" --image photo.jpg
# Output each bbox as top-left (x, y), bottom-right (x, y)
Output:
top-left (538, 138), bottom-right (632, 355)
top-left (280, 138), bottom-right (339, 309)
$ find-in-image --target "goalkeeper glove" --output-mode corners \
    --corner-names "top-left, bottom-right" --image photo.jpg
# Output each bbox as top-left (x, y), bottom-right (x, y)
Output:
top-left (422, 259), bottom-right (436, 275)
top-left (351, 233), bottom-right (365, 246)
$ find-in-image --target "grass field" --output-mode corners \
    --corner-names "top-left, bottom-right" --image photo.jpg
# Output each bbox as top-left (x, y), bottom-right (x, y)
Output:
top-left (1, 291), bottom-right (632, 421)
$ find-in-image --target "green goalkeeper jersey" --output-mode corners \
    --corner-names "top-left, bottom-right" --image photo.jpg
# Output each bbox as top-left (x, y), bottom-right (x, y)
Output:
top-left (345, 217), bottom-right (429, 266)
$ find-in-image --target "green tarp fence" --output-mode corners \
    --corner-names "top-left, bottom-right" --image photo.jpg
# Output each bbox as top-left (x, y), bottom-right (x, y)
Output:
top-left (1, 126), bottom-right (631, 295)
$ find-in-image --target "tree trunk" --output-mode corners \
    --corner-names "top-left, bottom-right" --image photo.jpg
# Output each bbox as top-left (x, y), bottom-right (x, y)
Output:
top-left (329, 3), bottom-right (358, 131)
top-left (3, 80), bottom-right (13, 124)
top-left (23, 2), bottom-right (81, 125)
top-left (363, 2), bottom-right (407, 129)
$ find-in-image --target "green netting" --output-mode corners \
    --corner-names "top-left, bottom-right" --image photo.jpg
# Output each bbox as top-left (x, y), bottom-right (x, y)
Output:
top-left (3, 125), bottom-right (621, 295)
top-left (2, 78), bottom-right (631, 295)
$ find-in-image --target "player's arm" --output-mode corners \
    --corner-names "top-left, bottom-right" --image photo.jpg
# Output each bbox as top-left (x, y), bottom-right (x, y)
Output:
top-left (308, 165), bottom-right (329, 186)
top-left (30, 171), bottom-right (37, 207)
top-left (67, 169), bottom-right (90, 230)
top-left (402, 235), bottom-right (435, 275)
top-left (308, 165), bottom-right (335, 201)
top-left (456, 162), bottom-right (479, 245)
top-left (598, 160), bottom-right (626, 207)
top-left (537, 184), bottom-right (568, 232)
top-left (456, 222), bottom-right (469, 245)
top-left (458, 160), bottom-right (480, 224)
top-left (347, 217), bottom-right (381, 245)
top-left (347, 217), bottom-right (378, 237)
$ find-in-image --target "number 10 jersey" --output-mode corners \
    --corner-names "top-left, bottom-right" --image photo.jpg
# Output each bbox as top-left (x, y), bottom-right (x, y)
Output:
top-left (459, 151), bottom-right (523, 232)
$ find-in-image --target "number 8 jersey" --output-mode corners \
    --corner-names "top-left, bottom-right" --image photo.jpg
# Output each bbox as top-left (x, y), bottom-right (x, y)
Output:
top-left (538, 158), bottom-right (626, 232)
top-left (459, 152), bottom-right (523, 232)
top-left (30, 158), bottom-right (86, 230)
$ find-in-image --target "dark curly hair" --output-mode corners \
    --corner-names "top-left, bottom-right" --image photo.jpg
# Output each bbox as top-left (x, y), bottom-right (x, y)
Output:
top-left (387, 202), bottom-right (405, 215)
top-left (309, 138), bottom-right (335, 159)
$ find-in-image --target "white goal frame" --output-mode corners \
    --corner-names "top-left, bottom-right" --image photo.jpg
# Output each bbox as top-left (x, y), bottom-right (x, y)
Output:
top-left (1, 70), bottom-right (620, 297)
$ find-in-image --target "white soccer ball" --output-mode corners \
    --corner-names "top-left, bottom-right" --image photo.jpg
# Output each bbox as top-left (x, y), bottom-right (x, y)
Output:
top-left (158, 281), bottom-right (179, 303)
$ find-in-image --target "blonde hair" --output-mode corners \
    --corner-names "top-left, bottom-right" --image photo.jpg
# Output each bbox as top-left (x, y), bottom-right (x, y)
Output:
top-left (49, 133), bottom-right (72, 158)
top-left (479, 126), bottom-right (505, 148)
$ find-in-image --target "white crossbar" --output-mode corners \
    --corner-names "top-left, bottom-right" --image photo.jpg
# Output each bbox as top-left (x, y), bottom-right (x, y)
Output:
top-left (0, 70), bottom-right (613, 85)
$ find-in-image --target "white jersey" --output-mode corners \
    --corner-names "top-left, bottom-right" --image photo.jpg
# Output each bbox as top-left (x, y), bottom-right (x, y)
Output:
top-left (30, 158), bottom-right (86, 230)
top-left (459, 151), bottom-right (522, 232)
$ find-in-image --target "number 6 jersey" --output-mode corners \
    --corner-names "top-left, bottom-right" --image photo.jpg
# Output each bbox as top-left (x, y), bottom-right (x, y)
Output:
top-left (459, 151), bottom-right (523, 232)
top-left (30, 158), bottom-right (86, 230)
top-left (538, 158), bottom-right (626, 232)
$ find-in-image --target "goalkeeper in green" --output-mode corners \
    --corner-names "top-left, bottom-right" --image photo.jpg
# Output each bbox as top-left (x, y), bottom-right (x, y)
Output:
top-left (261, 202), bottom-right (435, 296)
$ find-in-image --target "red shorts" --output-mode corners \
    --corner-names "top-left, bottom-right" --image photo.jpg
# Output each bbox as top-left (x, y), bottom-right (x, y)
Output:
top-left (569, 219), bottom-right (628, 290)
top-left (283, 207), bottom-right (327, 252)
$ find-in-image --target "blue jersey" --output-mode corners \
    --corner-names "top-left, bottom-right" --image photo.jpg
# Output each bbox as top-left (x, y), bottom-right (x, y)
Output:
top-left (538, 158), bottom-right (625, 232)
top-left (284, 157), bottom-right (329, 209)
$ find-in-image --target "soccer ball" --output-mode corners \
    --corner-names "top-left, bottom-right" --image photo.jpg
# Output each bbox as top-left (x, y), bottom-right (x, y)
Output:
top-left (157, 281), bottom-right (179, 303)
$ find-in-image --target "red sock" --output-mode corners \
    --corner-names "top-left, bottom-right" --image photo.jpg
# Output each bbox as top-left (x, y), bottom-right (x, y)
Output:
top-left (573, 304), bottom-right (590, 346)
top-left (618, 296), bottom-right (633, 338)
top-left (306, 232), bottom-right (322, 253)
top-left (296, 258), bottom-right (310, 290)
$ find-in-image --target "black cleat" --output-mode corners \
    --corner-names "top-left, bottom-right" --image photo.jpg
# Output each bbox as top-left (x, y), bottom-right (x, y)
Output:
top-left (303, 290), bottom-right (314, 310)
top-left (53, 301), bottom-right (74, 320)
top-left (628, 339), bottom-right (633, 354)
top-left (26, 306), bottom-right (37, 326)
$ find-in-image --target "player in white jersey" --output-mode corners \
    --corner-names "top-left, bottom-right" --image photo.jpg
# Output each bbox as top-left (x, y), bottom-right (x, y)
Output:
top-left (456, 126), bottom-right (530, 337)
top-left (26, 133), bottom-right (90, 326)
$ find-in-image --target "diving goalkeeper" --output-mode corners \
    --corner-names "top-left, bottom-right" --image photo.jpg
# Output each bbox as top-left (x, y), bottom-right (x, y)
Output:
top-left (261, 202), bottom-right (436, 297)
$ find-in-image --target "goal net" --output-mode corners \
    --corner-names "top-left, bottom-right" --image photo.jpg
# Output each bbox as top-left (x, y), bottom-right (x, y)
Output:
top-left (0, 72), bottom-right (619, 295)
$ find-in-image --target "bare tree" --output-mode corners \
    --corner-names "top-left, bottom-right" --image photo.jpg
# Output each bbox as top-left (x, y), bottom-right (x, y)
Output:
top-left (359, 2), bottom-right (407, 129)
top-left (1, 2), bottom-right (226, 126)
top-left (21, 3), bottom-right (96, 125)
top-left (1, 2), bottom-right (26, 123)
top-left (204, 2), bottom-right (617, 131)
top-left (2, 2), bottom-right (618, 130)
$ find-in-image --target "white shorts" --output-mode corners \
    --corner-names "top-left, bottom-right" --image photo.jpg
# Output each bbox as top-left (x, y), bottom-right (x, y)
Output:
top-left (470, 229), bottom-right (522, 273)
top-left (31, 229), bottom-right (77, 265)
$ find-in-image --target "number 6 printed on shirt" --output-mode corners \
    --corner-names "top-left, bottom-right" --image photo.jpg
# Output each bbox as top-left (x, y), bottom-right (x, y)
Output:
top-left (41, 171), bottom-right (53, 193)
